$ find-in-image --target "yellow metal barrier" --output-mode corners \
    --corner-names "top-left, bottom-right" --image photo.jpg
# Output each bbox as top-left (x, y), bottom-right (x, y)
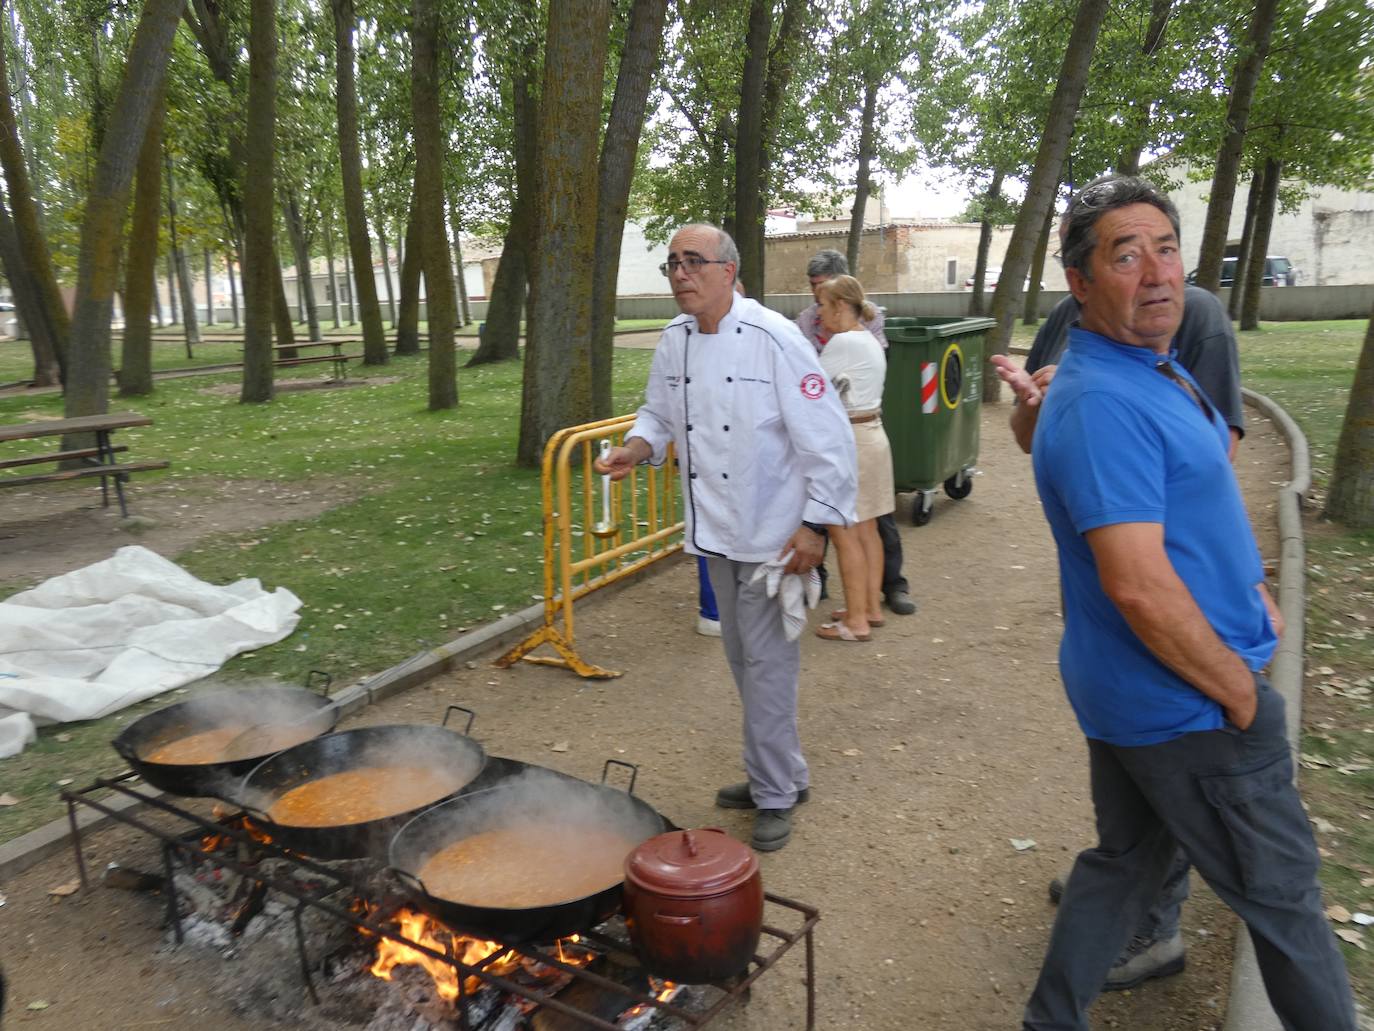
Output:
top-left (495, 414), bottom-right (683, 678)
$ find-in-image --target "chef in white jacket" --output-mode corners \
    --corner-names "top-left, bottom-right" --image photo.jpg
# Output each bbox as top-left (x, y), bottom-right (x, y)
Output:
top-left (597, 223), bottom-right (857, 851)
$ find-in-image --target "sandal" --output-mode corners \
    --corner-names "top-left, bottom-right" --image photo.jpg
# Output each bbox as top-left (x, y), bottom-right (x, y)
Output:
top-left (815, 622), bottom-right (872, 643)
top-left (830, 609), bottom-right (884, 628)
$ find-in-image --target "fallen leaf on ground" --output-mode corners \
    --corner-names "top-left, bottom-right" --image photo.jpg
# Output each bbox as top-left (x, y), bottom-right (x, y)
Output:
top-left (55, 778), bottom-right (73, 787)
top-left (1311, 817), bottom-right (1340, 834)
top-left (550, 741), bottom-right (569, 753)
top-left (47, 880), bottom-right (79, 897)
top-left (54, 733), bottom-right (72, 742)
top-left (1353, 913), bottom-right (1374, 926)
top-left (1010, 838), bottom-right (1037, 852)
top-left (0, 793), bottom-right (19, 806)
top-left (841, 748), bottom-right (861, 757)
top-left (1326, 904), bottom-right (1352, 923)
top-left (1334, 928), bottom-right (1366, 950)
top-left (27, 1000), bottom-right (51, 1011)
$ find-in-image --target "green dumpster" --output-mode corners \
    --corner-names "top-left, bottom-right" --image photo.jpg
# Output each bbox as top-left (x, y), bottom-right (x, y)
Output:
top-left (881, 316), bottom-right (996, 525)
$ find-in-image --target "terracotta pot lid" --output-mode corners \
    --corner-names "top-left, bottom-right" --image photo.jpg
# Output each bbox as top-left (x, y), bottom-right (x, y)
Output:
top-left (624, 828), bottom-right (759, 898)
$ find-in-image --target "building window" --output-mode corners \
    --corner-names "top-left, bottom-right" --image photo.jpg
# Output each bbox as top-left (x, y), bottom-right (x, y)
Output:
top-left (945, 259), bottom-right (958, 289)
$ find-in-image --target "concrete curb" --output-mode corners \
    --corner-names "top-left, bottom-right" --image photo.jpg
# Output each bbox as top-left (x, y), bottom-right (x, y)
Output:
top-left (0, 550), bottom-right (684, 883)
top-left (1221, 388), bottom-right (1310, 1031)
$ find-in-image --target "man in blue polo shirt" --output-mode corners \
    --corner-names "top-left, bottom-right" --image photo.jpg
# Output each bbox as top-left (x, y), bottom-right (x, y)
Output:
top-left (1014, 175), bottom-right (1354, 1031)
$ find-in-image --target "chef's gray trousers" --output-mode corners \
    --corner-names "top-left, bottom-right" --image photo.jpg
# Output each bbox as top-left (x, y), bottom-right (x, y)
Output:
top-left (1024, 676), bottom-right (1356, 1031)
top-left (706, 557), bottom-right (807, 809)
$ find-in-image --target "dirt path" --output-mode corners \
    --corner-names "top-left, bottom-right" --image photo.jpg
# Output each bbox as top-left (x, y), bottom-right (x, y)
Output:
top-left (0, 396), bottom-right (1290, 1030)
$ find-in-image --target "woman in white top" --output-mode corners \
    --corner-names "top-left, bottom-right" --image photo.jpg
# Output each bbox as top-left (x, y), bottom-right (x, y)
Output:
top-left (814, 275), bottom-right (895, 642)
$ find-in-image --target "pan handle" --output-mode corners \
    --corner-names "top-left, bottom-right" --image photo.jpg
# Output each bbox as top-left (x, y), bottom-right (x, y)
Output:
top-left (385, 865), bottom-right (431, 899)
top-left (442, 705), bottom-right (476, 735)
top-left (305, 670), bottom-right (333, 697)
top-left (602, 758), bottom-right (639, 796)
top-left (111, 735), bottom-right (139, 764)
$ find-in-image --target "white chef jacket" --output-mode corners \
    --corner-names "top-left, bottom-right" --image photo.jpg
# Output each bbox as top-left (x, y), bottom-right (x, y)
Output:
top-left (628, 294), bottom-right (858, 562)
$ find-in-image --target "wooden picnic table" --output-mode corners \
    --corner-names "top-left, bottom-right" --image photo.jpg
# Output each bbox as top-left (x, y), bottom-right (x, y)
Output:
top-left (0, 412), bottom-right (168, 517)
top-left (246, 337), bottom-right (357, 379)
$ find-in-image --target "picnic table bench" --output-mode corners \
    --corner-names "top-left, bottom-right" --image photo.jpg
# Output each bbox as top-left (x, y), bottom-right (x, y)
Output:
top-left (245, 337), bottom-right (360, 380)
top-left (0, 412), bottom-right (168, 517)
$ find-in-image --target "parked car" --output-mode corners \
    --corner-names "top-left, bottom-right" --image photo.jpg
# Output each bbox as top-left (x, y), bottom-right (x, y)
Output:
top-left (962, 267), bottom-right (1045, 291)
top-left (1186, 255), bottom-right (1298, 287)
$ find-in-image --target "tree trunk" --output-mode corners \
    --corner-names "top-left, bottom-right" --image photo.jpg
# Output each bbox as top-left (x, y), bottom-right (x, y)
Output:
top-left (754, 0), bottom-right (807, 299)
top-left (62, 0), bottom-right (182, 425)
top-left (165, 250), bottom-right (179, 322)
top-left (240, 0), bottom-right (276, 403)
top-left (377, 211), bottom-right (397, 326)
top-left (1023, 201), bottom-right (1056, 326)
top-left (1229, 164), bottom-right (1265, 320)
top-left (733, 0), bottom-right (768, 299)
top-left (120, 83), bottom-right (166, 398)
top-left (969, 169), bottom-right (1003, 318)
top-left (411, 0), bottom-right (457, 408)
top-left (1325, 302), bottom-right (1374, 528)
top-left (846, 75), bottom-right (879, 276)
top-left (984, 0), bottom-right (1110, 402)
top-left (0, 12), bottom-right (68, 372)
top-left (342, 239), bottom-right (355, 323)
top-left (590, 0), bottom-right (669, 416)
top-left (164, 152), bottom-right (201, 353)
top-left (448, 198), bottom-right (470, 328)
top-left (1240, 157), bottom-right (1280, 332)
top-left (227, 244), bottom-right (240, 328)
top-left (323, 218), bottom-right (340, 328)
top-left (517, 0), bottom-right (610, 464)
top-left (272, 252), bottom-right (297, 352)
top-left (395, 186), bottom-right (421, 354)
top-left (203, 248), bottom-right (215, 325)
top-left (1192, 0), bottom-right (1281, 294)
top-left (0, 195), bottom-right (59, 384)
top-left (467, 47), bottom-right (536, 368)
top-left (332, 0), bottom-right (388, 364)
top-left (283, 190), bottom-right (321, 340)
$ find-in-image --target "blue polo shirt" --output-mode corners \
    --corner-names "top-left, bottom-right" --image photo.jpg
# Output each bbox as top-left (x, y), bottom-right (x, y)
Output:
top-left (1032, 328), bottom-right (1277, 746)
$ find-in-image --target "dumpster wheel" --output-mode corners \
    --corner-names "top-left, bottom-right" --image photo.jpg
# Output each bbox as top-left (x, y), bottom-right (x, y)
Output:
top-left (944, 469), bottom-right (973, 500)
top-left (913, 490), bottom-right (936, 526)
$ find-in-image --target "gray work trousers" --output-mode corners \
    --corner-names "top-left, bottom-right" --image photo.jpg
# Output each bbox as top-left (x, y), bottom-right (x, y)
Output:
top-left (1024, 675), bottom-right (1356, 1031)
top-left (706, 557), bottom-right (807, 809)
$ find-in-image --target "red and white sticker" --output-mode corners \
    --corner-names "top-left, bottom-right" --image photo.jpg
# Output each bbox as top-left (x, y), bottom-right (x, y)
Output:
top-left (800, 373), bottom-right (826, 399)
top-left (921, 363), bottom-right (938, 413)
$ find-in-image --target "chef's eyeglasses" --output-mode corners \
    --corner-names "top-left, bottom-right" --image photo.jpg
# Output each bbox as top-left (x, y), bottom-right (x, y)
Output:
top-left (1155, 359), bottom-right (1215, 423)
top-left (659, 256), bottom-right (730, 276)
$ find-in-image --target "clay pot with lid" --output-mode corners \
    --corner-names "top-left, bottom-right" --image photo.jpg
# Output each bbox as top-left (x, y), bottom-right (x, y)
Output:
top-left (622, 827), bottom-right (763, 984)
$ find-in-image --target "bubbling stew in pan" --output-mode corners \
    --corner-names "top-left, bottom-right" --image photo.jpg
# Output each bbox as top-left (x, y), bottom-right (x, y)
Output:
top-left (144, 727), bottom-right (249, 765)
top-left (268, 766), bottom-right (462, 827)
top-left (418, 822), bottom-right (640, 908)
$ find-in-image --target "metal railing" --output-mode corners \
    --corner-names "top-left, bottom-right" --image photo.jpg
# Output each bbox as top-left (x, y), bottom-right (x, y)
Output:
top-left (496, 415), bottom-right (683, 678)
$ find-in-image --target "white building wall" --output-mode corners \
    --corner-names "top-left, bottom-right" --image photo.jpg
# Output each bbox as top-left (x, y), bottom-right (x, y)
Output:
top-left (1170, 174), bottom-right (1374, 286)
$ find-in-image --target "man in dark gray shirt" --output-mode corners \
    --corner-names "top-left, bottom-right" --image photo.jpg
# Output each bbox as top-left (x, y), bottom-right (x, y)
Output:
top-left (1015, 285), bottom-right (1244, 456)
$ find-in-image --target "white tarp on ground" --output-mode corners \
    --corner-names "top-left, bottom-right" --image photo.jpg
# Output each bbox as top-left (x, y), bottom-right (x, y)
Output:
top-left (0, 545), bottom-right (301, 757)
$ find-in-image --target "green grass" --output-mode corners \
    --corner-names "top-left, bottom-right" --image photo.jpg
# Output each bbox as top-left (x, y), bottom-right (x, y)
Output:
top-left (0, 347), bottom-right (655, 840)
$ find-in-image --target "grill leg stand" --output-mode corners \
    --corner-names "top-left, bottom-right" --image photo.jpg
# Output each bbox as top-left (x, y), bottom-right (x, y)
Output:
top-left (161, 843), bottom-right (183, 944)
top-left (66, 797), bottom-right (90, 891)
top-left (293, 901), bottom-right (320, 1005)
top-left (805, 924), bottom-right (816, 1031)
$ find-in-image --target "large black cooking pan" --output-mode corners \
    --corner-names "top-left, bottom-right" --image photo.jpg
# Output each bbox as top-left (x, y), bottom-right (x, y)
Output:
top-left (388, 758), bottom-right (669, 943)
top-left (231, 706), bottom-right (487, 861)
top-left (111, 672), bottom-right (338, 798)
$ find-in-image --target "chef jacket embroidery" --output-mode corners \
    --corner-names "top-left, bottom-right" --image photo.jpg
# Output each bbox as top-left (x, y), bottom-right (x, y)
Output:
top-left (628, 294), bottom-right (857, 562)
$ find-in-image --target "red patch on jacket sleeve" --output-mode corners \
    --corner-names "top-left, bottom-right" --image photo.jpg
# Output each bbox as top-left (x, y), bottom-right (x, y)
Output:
top-left (800, 373), bottom-right (826, 399)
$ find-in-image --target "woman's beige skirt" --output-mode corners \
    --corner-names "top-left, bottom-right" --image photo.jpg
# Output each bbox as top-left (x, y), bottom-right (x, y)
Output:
top-left (853, 418), bottom-right (895, 521)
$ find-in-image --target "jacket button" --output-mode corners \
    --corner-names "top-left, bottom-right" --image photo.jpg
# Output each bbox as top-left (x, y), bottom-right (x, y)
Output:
top-left (689, 472), bottom-right (698, 479)
top-left (722, 473), bottom-right (729, 479)
top-left (685, 376), bottom-right (691, 384)
top-left (723, 425), bottom-right (729, 431)
top-left (686, 424), bottom-right (693, 431)
top-left (726, 376), bottom-right (733, 382)
top-left (736, 327), bottom-right (742, 333)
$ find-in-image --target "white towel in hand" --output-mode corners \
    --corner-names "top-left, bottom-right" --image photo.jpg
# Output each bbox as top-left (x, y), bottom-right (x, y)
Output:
top-left (749, 553), bottom-right (823, 641)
